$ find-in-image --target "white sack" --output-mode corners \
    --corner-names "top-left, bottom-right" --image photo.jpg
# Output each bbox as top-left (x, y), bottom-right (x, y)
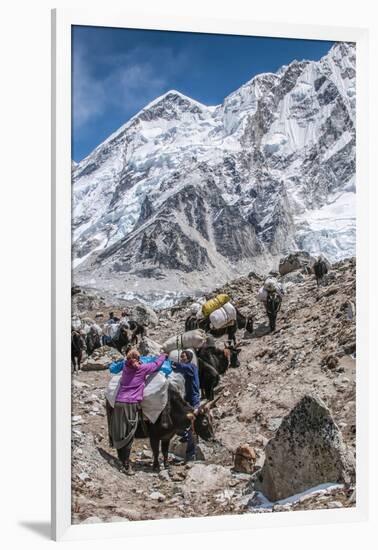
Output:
top-left (257, 287), bottom-right (268, 303)
top-left (141, 371), bottom-right (169, 424)
top-left (168, 372), bottom-right (186, 399)
top-left (105, 373), bottom-right (121, 408)
top-left (162, 329), bottom-right (207, 353)
top-left (209, 302), bottom-right (236, 329)
top-left (104, 323), bottom-right (119, 339)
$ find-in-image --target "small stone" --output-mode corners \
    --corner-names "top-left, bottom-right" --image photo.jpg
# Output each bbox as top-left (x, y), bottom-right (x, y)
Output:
top-left (141, 449), bottom-right (153, 459)
top-left (158, 470), bottom-right (171, 482)
top-left (78, 472), bottom-right (91, 482)
top-left (172, 472), bottom-right (186, 482)
top-left (107, 516), bottom-right (130, 523)
top-left (327, 501), bottom-right (344, 508)
top-left (149, 491), bottom-right (166, 502)
top-left (81, 516), bottom-right (102, 524)
top-left (234, 444), bottom-right (257, 474)
top-left (273, 503), bottom-right (292, 512)
top-left (322, 355), bottom-right (339, 370)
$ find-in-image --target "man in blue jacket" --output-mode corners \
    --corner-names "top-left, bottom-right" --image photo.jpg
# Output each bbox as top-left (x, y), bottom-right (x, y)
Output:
top-left (172, 349), bottom-right (201, 461)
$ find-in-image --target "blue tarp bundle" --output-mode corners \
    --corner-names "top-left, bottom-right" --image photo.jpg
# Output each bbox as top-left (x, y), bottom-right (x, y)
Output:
top-left (140, 355), bottom-right (173, 376)
top-left (108, 355), bottom-right (172, 376)
top-left (109, 358), bottom-right (124, 374)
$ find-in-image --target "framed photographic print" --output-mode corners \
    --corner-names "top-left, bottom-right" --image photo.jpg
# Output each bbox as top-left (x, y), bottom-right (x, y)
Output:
top-left (52, 7), bottom-right (369, 542)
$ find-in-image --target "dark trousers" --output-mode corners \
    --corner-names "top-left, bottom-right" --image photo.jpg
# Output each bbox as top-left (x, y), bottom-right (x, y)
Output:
top-left (117, 445), bottom-right (132, 464)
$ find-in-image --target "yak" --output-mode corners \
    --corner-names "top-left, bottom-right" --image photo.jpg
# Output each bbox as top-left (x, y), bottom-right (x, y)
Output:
top-left (85, 327), bottom-right (102, 356)
top-left (71, 330), bottom-right (85, 373)
top-left (106, 325), bottom-right (131, 354)
top-left (128, 320), bottom-right (147, 345)
top-left (197, 342), bottom-right (241, 400)
top-left (185, 308), bottom-right (253, 344)
top-left (106, 385), bottom-right (218, 471)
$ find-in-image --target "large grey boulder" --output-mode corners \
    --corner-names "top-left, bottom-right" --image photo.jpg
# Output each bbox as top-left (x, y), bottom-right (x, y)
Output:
top-left (81, 357), bottom-right (110, 371)
top-left (254, 394), bottom-right (355, 501)
top-left (81, 345), bottom-right (123, 371)
top-left (280, 271), bottom-right (306, 285)
top-left (137, 336), bottom-right (162, 356)
top-left (278, 251), bottom-right (315, 276)
top-left (133, 304), bottom-right (158, 327)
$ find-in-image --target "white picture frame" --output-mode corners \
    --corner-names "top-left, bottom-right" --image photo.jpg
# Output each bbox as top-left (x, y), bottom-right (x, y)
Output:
top-left (51, 8), bottom-right (369, 541)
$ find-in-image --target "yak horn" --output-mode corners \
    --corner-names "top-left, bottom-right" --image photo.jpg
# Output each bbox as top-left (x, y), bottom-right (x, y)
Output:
top-left (204, 394), bottom-right (223, 410)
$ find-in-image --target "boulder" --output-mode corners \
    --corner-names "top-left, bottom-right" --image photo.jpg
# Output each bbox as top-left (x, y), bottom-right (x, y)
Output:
top-left (81, 357), bottom-right (110, 371)
top-left (280, 271), bottom-right (305, 285)
top-left (137, 337), bottom-right (162, 356)
top-left (133, 304), bottom-right (158, 327)
top-left (278, 251), bottom-right (315, 276)
top-left (81, 346), bottom-right (122, 371)
top-left (254, 394), bottom-right (355, 501)
top-left (91, 345), bottom-right (123, 361)
top-left (233, 444), bottom-right (257, 474)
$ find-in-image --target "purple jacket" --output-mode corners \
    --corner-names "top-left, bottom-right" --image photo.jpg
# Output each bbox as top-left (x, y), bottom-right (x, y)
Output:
top-left (115, 355), bottom-right (166, 404)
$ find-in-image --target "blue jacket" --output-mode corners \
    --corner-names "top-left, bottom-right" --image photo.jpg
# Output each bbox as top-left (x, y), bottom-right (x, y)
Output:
top-left (173, 362), bottom-right (201, 408)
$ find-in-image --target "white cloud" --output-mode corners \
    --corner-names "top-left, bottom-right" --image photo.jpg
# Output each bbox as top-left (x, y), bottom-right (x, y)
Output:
top-left (72, 45), bottom-right (188, 130)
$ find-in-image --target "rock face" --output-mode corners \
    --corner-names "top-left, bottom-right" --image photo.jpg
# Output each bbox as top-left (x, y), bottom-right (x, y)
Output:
top-left (254, 394), bottom-right (355, 501)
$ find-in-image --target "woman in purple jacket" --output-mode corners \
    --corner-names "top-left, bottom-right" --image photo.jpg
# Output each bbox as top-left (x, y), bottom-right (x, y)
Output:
top-left (111, 348), bottom-right (167, 475)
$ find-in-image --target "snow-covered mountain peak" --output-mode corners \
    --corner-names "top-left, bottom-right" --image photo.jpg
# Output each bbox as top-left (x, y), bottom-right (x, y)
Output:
top-left (136, 89), bottom-right (212, 124)
top-left (72, 42), bottom-right (356, 300)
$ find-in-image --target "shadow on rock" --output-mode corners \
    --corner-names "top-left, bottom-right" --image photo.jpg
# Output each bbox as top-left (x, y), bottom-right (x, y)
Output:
top-left (250, 323), bottom-right (271, 338)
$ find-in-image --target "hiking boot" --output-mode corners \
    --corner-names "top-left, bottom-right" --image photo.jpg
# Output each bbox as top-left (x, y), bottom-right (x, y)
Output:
top-left (184, 454), bottom-right (196, 464)
top-left (122, 463), bottom-right (135, 476)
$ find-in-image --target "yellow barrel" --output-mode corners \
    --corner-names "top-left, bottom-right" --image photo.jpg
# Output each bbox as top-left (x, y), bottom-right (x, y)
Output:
top-left (202, 294), bottom-right (230, 317)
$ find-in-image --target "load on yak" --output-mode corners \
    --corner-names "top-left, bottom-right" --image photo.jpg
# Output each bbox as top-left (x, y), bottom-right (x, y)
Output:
top-left (185, 294), bottom-right (253, 343)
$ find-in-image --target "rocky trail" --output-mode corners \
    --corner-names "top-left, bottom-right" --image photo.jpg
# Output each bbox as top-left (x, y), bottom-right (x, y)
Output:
top-left (71, 257), bottom-right (356, 524)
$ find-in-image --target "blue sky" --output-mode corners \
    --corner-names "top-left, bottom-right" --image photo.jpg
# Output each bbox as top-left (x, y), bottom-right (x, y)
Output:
top-left (72, 26), bottom-right (335, 162)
